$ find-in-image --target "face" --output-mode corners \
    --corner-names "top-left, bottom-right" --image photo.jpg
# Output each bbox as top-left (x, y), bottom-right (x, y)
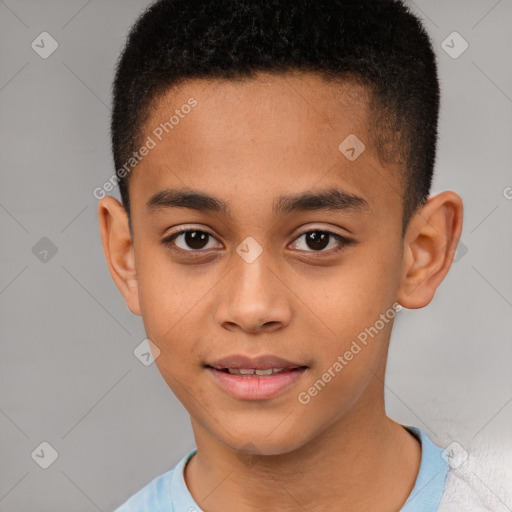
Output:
top-left (117, 71), bottom-right (408, 454)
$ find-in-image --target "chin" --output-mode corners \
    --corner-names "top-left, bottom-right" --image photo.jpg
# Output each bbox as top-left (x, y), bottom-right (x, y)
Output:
top-left (218, 424), bottom-right (311, 457)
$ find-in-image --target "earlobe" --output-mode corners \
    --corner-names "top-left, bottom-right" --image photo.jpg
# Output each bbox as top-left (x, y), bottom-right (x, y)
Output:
top-left (97, 196), bottom-right (141, 316)
top-left (397, 191), bottom-right (464, 309)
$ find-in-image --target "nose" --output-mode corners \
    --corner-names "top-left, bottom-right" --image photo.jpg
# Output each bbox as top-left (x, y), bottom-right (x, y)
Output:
top-left (214, 249), bottom-right (292, 334)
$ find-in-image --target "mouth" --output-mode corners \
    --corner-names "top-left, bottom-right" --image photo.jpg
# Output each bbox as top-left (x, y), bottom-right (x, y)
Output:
top-left (204, 354), bottom-right (309, 400)
top-left (207, 366), bottom-right (305, 376)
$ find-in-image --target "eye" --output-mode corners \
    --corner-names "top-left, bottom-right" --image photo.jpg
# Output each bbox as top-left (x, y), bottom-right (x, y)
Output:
top-left (162, 229), bottom-right (221, 252)
top-left (289, 229), bottom-right (353, 254)
top-left (161, 227), bottom-right (353, 256)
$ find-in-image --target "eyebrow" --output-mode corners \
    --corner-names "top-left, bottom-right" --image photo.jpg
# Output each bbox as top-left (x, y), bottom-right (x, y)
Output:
top-left (146, 186), bottom-right (370, 217)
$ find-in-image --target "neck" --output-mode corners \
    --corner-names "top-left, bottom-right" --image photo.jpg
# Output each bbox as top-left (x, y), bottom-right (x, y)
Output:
top-left (184, 393), bottom-right (421, 512)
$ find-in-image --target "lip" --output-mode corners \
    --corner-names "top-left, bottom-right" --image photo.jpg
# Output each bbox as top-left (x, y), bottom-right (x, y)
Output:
top-left (205, 354), bottom-right (308, 401)
top-left (207, 354), bottom-right (305, 370)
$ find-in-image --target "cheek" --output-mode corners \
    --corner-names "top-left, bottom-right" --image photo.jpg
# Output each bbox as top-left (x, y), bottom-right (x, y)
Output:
top-left (294, 310), bottom-right (394, 432)
top-left (135, 241), bottom-right (196, 319)
top-left (134, 251), bottom-right (198, 359)
top-left (295, 242), bottom-right (400, 377)
top-left (299, 251), bottom-right (398, 337)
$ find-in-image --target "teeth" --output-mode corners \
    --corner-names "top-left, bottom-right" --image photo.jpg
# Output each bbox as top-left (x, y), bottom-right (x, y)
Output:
top-left (226, 368), bottom-right (287, 375)
top-left (255, 369), bottom-right (274, 376)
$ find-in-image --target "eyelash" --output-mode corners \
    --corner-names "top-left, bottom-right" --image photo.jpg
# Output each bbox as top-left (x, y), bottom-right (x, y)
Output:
top-left (161, 227), bottom-right (353, 257)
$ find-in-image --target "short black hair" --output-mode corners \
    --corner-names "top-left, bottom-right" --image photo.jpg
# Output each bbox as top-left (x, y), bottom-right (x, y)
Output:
top-left (111, 0), bottom-right (439, 236)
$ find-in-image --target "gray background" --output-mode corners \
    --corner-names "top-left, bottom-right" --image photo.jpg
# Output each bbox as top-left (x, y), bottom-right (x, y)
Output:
top-left (1, 0), bottom-right (511, 510)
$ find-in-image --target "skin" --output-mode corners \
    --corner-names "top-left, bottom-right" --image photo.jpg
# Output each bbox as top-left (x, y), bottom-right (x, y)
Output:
top-left (98, 71), bottom-right (463, 511)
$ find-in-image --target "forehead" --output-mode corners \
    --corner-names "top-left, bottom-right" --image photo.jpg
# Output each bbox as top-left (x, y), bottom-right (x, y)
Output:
top-left (146, 71), bottom-right (370, 155)
top-left (130, 71), bottom-right (403, 226)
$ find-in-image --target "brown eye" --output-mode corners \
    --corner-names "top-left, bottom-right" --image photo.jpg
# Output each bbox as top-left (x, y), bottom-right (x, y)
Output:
top-left (162, 230), bottom-right (221, 252)
top-left (304, 231), bottom-right (330, 251)
top-left (290, 230), bottom-right (352, 254)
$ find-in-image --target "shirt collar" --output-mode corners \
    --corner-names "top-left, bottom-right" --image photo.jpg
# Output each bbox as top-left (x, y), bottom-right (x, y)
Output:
top-left (170, 425), bottom-right (449, 512)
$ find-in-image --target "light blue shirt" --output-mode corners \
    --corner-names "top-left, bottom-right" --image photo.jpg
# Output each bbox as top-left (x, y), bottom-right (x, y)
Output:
top-left (113, 425), bottom-right (449, 512)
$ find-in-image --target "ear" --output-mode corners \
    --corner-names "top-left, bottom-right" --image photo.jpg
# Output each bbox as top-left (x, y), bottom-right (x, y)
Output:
top-left (97, 196), bottom-right (141, 316)
top-left (397, 191), bottom-right (464, 309)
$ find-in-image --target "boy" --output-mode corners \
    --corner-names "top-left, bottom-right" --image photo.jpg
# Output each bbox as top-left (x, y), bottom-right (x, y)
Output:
top-left (97, 0), bottom-right (480, 510)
